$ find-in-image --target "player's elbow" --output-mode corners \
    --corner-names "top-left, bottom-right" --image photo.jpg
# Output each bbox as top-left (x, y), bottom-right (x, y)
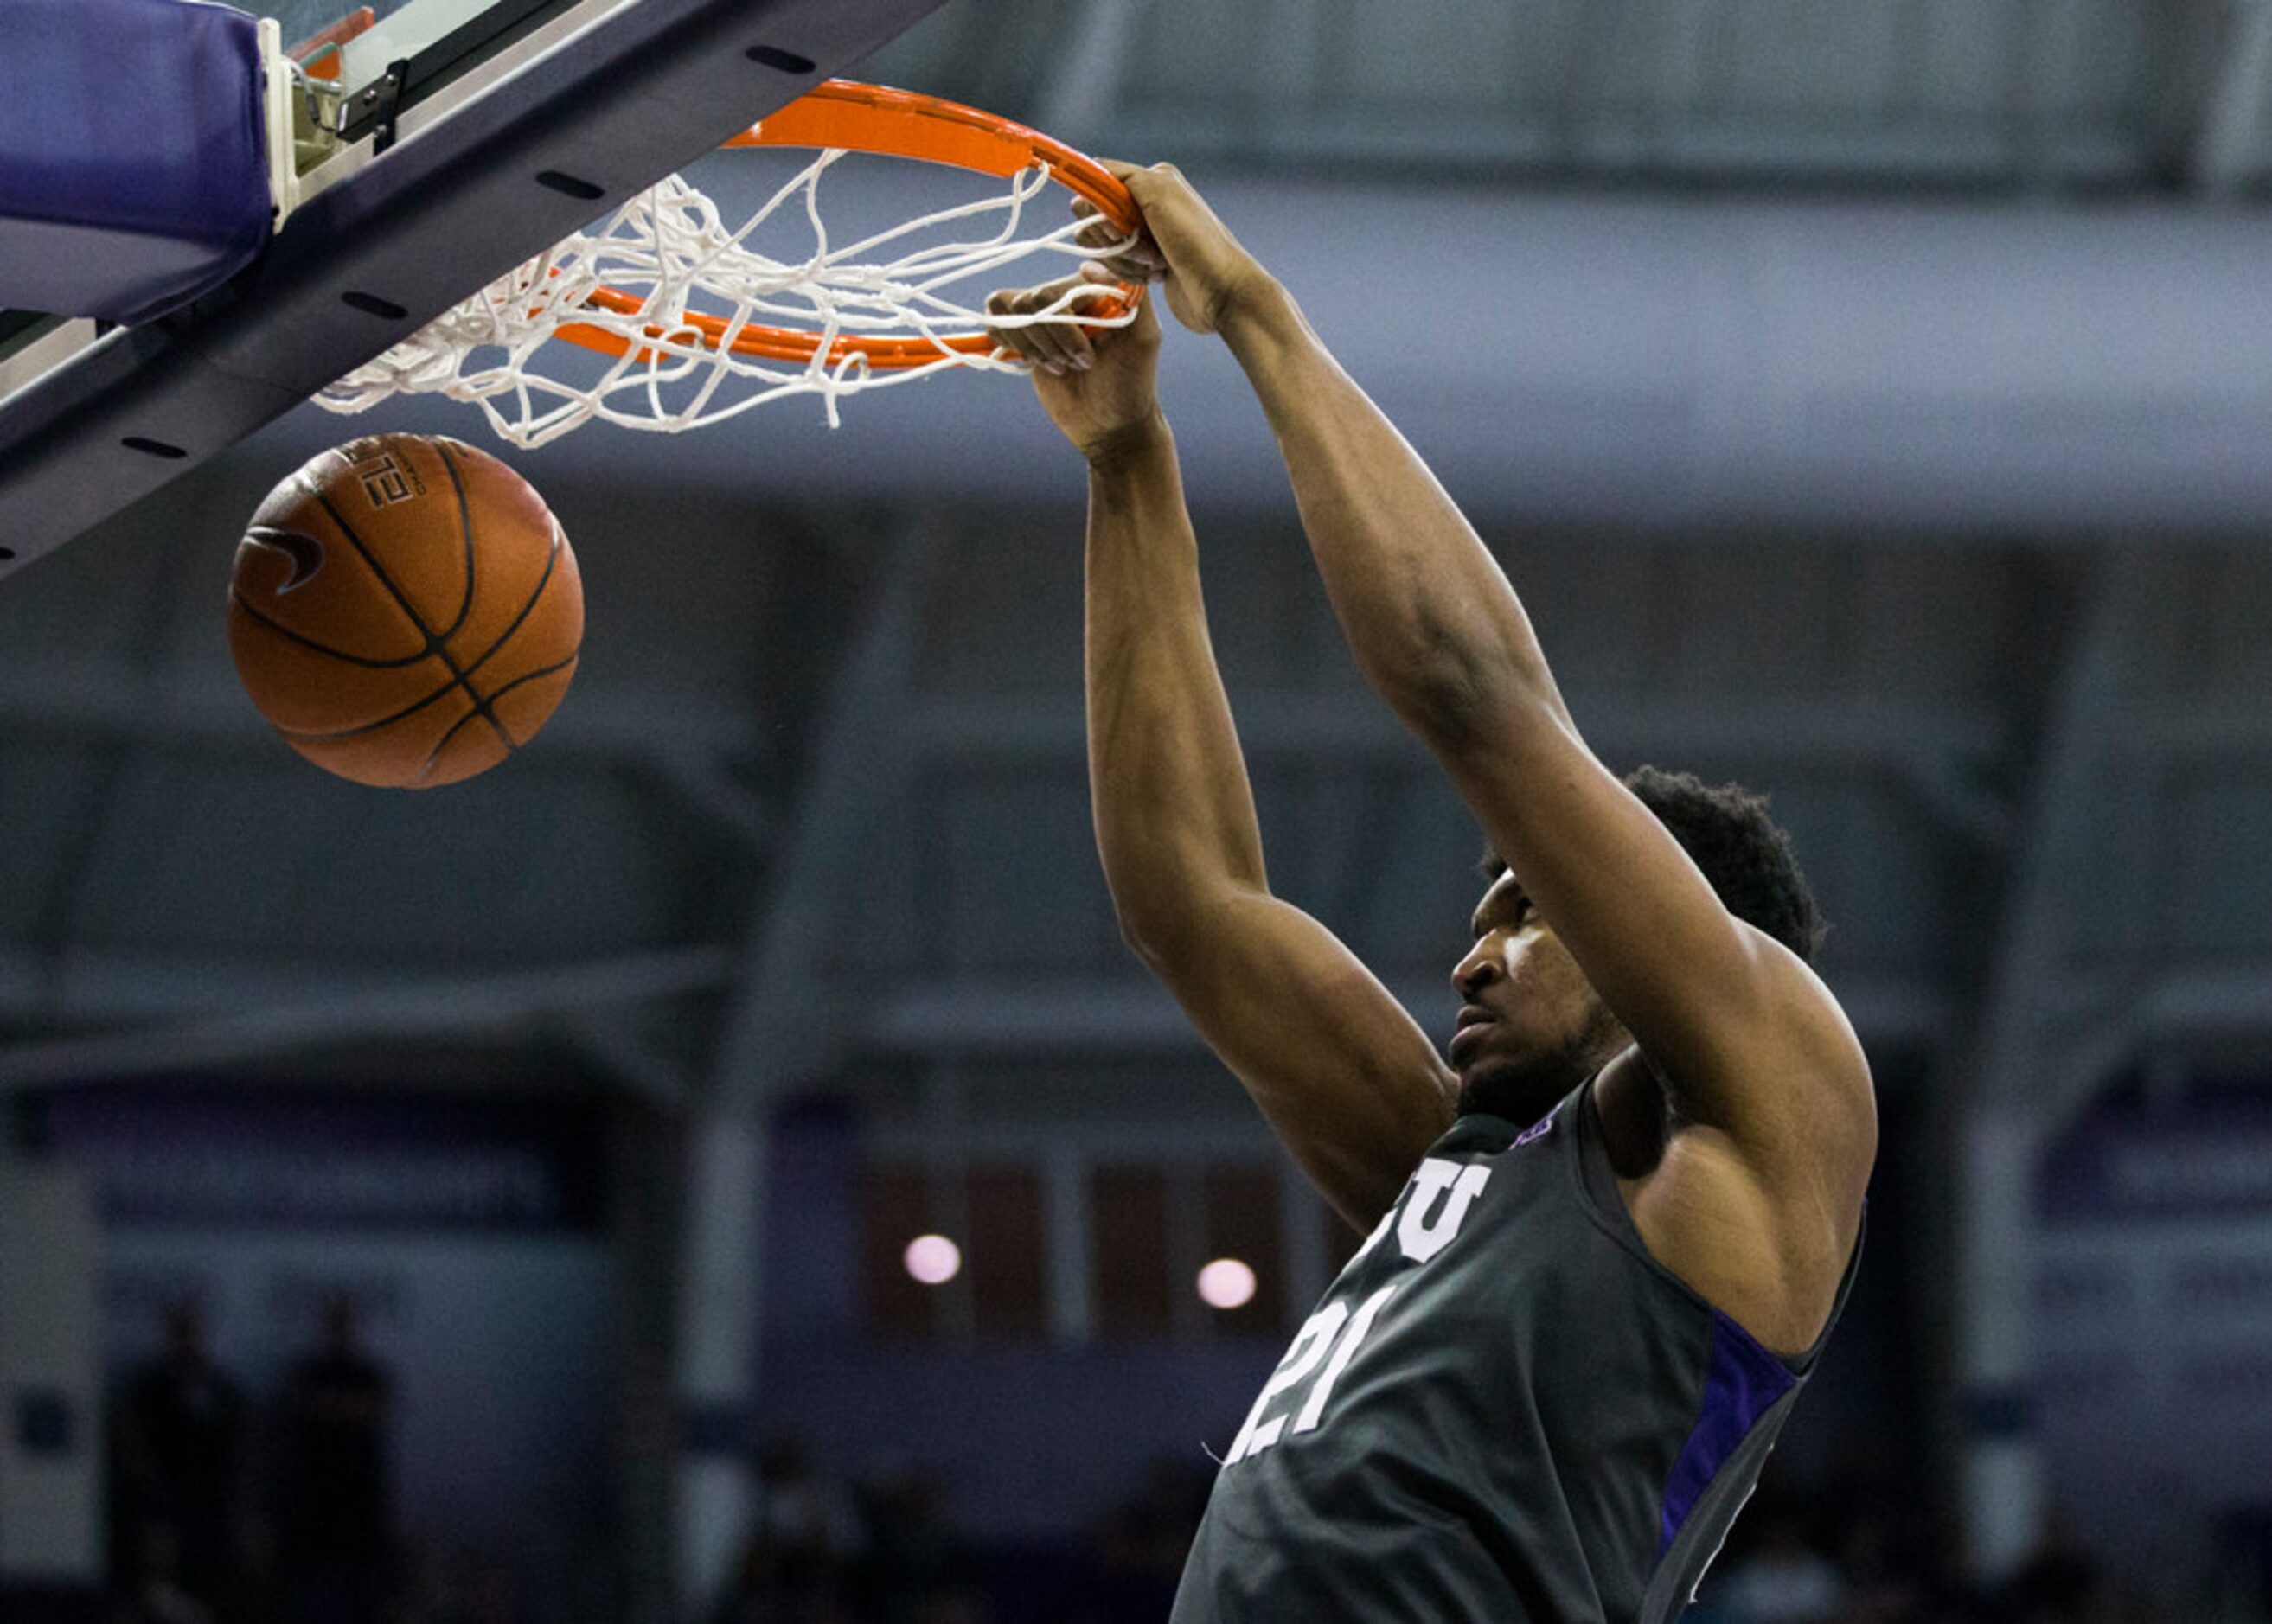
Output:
top-left (1342, 591), bottom-right (1543, 730)
top-left (1112, 901), bottom-right (1175, 969)
top-left (1108, 880), bottom-right (1262, 990)
top-left (1377, 645), bottom-right (1561, 762)
top-left (1107, 886), bottom-right (1209, 975)
top-left (1098, 835), bottom-right (1266, 967)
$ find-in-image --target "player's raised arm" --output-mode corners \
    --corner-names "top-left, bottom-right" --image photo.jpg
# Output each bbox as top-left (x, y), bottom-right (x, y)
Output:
top-left (1089, 163), bottom-right (1873, 1231)
top-left (984, 282), bottom-right (1457, 1229)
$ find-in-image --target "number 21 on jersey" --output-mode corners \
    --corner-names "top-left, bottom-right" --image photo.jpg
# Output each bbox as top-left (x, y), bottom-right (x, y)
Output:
top-left (1222, 1157), bottom-right (1491, 1466)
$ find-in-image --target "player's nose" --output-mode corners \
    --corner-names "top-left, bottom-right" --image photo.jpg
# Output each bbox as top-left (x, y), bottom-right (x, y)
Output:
top-left (1452, 939), bottom-right (1501, 1000)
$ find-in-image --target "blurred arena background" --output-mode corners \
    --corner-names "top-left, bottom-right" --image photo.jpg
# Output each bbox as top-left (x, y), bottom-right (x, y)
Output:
top-left (8, 1), bottom-right (2272, 1620)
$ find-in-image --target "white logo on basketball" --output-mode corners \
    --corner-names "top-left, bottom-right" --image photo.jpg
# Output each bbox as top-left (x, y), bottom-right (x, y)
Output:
top-left (244, 528), bottom-right (325, 594)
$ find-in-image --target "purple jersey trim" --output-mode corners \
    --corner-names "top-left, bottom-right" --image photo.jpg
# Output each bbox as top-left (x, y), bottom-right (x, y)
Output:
top-left (1656, 1310), bottom-right (1797, 1556)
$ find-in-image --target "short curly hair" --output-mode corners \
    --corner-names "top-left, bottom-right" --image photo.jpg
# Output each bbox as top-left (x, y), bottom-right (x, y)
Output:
top-left (1483, 766), bottom-right (1824, 963)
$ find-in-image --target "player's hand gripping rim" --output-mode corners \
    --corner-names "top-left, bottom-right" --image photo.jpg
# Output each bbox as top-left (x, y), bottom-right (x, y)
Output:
top-left (1073, 159), bottom-right (1275, 336)
top-left (982, 270), bottom-right (1123, 377)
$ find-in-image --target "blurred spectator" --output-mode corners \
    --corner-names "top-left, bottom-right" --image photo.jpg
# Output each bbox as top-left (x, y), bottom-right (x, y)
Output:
top-left (111, 1521), bottom-right (214, 1624)
top-left (438, 1557), bottom-right (531, 1624)
top-left (849, 1469), bottom-right (971, 1624)
top-left (1712, 1506), bottom-right (1848, 1624)
top-left (109, 1300), bottom-right (251, 1615)
top-left (1999, 1515), bottom-right (2128, 1624)
top-left (758, 1436), bottom-right (863, 1576)
top-left (2222, 1506), bottom-right (2272, 1622)
top-left (1825, 1499), bottom-right (1936, 1624)
top-left (1081, 1457), bottom-right (1210, 1624)
top-left (274, 1295), bottom-right (397, 1624)
top-left (714, 1436), bottom-right (862, 1624)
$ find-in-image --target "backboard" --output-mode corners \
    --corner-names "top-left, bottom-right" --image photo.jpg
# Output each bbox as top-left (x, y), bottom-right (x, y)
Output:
top-left (0, 0), bottom-right (948, 581)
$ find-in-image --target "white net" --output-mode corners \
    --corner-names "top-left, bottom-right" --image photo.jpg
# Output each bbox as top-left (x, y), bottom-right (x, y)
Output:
top-left (316, 150), bottom-right (1137, 445)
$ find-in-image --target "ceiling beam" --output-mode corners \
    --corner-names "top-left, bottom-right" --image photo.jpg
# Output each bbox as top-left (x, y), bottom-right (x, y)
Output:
top-left (0, 663), bottom-right (776, 854)
top-left (1095, 109), bottom-right (2148, 189)
top-left (0, 668), bottom-right (766, 763)
top-left (870, 969), bottom-right (1952, 1056)
top-left (1974, 548), bottom-right (2142, 1115)
top-left (2192, 0), bottom-right (2272, 195)
top-left (1946, 547), bottom-right (2148, 1582)
top-left (915, 692), bottom-right (2014, 845)
top-left (2138, 959), bottom-right (2272, 1039)
top-left (0, 949), bottom-right (1965, 1056)
top-left (0, 946), bottom-right (733, 1090)
top-left (554, 1007), bottom-right (698, 1106)
top-left (708, 524), bottom-right (941, 1106)
top-left (2117, 694), bottom-right (2272, 756)
top-left (1034, 0), bottom-right (1142, 144)
top-left (916, 693), bottom-right (2005, 767)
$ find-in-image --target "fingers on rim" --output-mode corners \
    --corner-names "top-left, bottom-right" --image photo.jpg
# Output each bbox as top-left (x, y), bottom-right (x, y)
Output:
top-left (1076, 224), bottom-right (1160, 272)
top-left (985, 285), bottom-right (1099, 373)
top-left (1028, 304), bottom-right (1092, 372)
top-left (982, 289), bottom-right (1046, 365)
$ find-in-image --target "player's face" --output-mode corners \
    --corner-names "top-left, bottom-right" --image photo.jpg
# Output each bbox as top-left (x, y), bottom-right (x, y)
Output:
top-left (1448, 870), bottom-right (1625, 1121)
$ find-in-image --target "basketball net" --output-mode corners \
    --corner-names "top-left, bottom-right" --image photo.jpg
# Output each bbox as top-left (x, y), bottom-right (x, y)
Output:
top-left (317, 132), bottom-right (1138, 447)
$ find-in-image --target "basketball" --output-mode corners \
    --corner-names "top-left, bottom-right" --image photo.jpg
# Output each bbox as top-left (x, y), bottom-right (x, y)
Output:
top-left (227, 433), bottom-right (584, 789)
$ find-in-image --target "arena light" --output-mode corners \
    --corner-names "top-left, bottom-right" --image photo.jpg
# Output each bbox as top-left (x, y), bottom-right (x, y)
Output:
top-left (903, 1233), bottom-right (962, 1285)
top-left (1197, 1257), bottom-right (1258, 1310)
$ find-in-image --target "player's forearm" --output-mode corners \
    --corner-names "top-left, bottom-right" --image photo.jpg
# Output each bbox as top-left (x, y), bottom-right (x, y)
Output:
top-left (1221, 280), bottom-right (1567, 748)
top-left (1084, 414), bottom-right (1269, 954)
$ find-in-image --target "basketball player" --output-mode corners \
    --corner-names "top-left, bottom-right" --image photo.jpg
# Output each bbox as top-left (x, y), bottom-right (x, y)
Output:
top-left (986, 165), bottom-right (1874, 1621)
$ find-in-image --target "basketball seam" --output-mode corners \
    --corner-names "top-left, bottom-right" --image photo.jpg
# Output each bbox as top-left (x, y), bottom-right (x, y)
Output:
top-left (456, 520), bottom-right (565, 690)
top-left (432, 439), bottom-right (480, 643)
top-left (310, 455), bottom-right (515, 753)
top-left (439, 516), bottom-right (569, 755)
top-left (395, 534), bottom-right (573, 777)
top-left (428, 441), bottom-right (507, 751)
top-left (413, 652), bottom-right (581, 780)
top-left (266, 523), bottom-right (571, 745)
top-left (266, 668), bottom-right (463, 742)
top-left (247, 441), bottom-right (575, 776)
top-left (483, 653), bottom-right (581, 730)
top-left (230, 590), bottom-right (435, 668)
top-left (416, 707), bottom-right (490, 785)
top-left (273, 636), bottom-right (577, 749)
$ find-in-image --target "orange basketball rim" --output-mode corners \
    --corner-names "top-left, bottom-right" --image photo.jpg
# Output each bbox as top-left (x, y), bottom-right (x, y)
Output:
top-left (551, 80), bottom-right (1144, 372)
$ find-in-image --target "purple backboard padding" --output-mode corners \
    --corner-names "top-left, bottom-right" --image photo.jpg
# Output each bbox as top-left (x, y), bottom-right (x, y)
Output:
top-left (0, 0), bottom-right (949, 579)
top-left (0, 0), bottom-right (272, 324)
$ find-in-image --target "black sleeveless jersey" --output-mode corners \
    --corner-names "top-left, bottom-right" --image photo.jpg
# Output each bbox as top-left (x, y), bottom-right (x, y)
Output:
top-left (1171, 1075), bottom-right (1862, 1623)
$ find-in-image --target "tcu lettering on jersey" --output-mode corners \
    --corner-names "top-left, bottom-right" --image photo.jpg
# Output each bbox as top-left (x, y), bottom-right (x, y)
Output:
top-left (1222, 1157), bottom-right (1492, 1466)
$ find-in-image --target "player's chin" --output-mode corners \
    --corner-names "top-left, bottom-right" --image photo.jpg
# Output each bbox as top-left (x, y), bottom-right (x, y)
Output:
top-left (1455, 1021), bottom-right (1571, 1113)
top-left (1452, 1045), bottom-right (1537, 1116)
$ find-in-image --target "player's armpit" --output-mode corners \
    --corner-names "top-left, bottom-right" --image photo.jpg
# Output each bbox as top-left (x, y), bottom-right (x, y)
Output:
top-left (1128, 886), bottom-right (1457, 1232)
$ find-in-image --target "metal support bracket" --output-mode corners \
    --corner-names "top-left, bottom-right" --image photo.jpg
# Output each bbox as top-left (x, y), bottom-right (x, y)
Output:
top-left (369, 58), bottom-right (413, 155)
